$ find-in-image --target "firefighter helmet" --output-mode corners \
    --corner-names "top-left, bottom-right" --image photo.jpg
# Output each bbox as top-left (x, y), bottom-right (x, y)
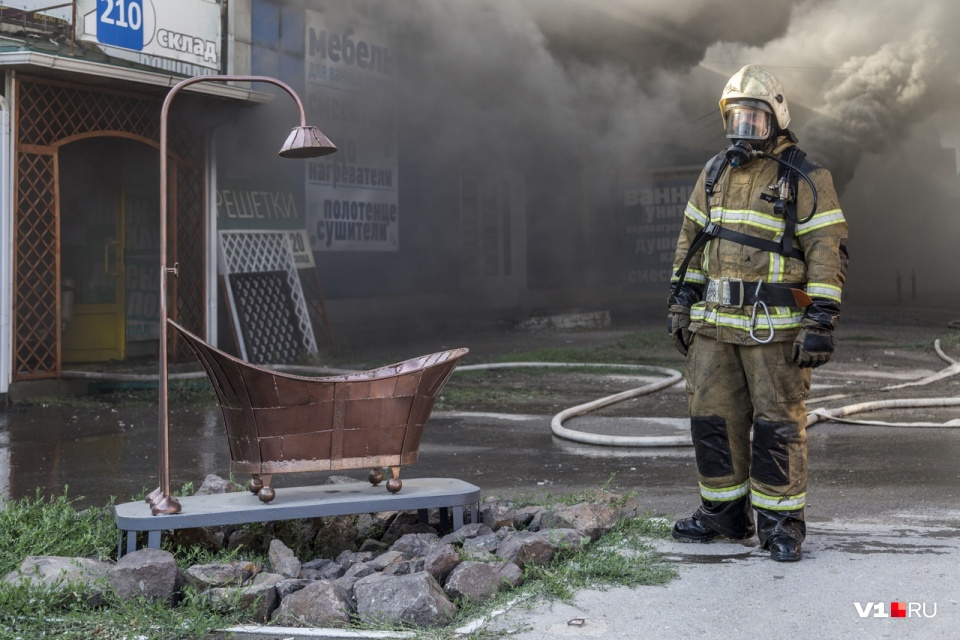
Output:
top-left (719, 64), bottom-right (791, 134)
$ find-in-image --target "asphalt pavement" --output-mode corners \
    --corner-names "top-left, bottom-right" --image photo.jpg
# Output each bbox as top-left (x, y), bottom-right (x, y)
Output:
top-left (483, 513), bottom-right (960, 639)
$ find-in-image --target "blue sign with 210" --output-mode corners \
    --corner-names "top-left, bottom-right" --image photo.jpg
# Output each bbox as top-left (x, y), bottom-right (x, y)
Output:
top-left (97, 0), bottom-right (144, 51)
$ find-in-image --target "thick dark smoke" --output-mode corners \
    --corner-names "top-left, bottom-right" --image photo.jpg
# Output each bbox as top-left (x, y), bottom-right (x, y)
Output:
top-left (802, 28), bottom-right (959, 191)
top-left (707, 0), bottom-right (960, 192)
top-left (525, 0), bottom-right (794, 78)
top-left (313, 0), bottom-right (960, 196)
top-left (311, 0), bottom-right (960, 299)
top-left (321, 0), bottom-right (798, 178)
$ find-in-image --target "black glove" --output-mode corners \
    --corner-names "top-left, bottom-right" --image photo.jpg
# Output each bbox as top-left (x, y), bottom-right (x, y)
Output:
top-left (792, 299), bottom-right (840, 368)
top-left (667, 283), bottom-right (702, 357)
top-left (668, 305), bottom-right (693, 356)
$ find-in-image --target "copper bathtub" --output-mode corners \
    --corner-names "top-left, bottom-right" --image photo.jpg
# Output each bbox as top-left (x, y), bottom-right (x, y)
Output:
top-left (170, 321), bottom-right (468, 503)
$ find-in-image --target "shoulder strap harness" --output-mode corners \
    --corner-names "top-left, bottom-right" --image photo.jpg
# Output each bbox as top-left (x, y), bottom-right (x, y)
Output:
top-left (672, 145), bottom-right (813, 295)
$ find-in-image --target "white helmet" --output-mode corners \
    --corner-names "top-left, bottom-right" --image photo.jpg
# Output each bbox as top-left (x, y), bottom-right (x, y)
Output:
top-left (719, 64), bottom-right (790, 137)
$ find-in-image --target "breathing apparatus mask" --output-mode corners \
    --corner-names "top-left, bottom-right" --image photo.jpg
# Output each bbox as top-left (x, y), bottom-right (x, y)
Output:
top-left (714, 67), bottom-right (819, 221)
top-left (720, 98), bottom-right (820, 223)
top-left (723, 100), bottom-right (773, 167)
top-left (725, 140), bottom-right (759, 168)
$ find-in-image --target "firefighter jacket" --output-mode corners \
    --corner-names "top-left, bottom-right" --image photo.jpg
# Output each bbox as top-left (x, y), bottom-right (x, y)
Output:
top-left (672, 137), bottom-right (848, 344)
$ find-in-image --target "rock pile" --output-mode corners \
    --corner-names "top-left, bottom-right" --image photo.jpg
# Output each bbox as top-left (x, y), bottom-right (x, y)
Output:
top-left (3, 476), bottom-right (638, 629)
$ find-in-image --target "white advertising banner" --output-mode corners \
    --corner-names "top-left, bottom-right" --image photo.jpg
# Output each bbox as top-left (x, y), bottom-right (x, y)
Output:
top-left (620, 167), bottom-right (701, 289)
top-left (304, 9), bottom-right (399, 252)
top-left (75, 0), bottom-right (221, 70)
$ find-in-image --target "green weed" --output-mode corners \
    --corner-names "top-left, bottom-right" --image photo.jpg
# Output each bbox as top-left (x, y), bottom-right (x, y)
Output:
top-left (0, 484), bottom-right (676, 639)
top-left (0, 489), bottom-right (116, 577)
top-left (0, 581), bottom-right (248, 640)
top-left (495, 330), bottom-right (669, 365)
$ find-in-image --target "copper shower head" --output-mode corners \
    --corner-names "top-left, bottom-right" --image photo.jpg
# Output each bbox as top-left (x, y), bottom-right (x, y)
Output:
top-left (278, 125), bottom-right (338, 158)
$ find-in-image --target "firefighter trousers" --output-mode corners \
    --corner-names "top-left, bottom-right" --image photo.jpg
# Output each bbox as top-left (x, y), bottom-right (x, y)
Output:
top-left (684, 335), bottom-right (811, 523)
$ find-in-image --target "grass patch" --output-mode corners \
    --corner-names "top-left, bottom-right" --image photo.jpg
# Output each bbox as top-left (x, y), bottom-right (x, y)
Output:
top-left (436, 362), bottom-right (675, 413)
top-left (939, 330), bottom-right (960, 351)
top-left (0, 489), bottom-right (116, 577)
top-left (523, 514), bottom-right (675, 600)
top-left (841, 333), bottom-right (960, 352)
top-left (0, 489), bottom-right (254, 639)
top-left (15, 379), bottom-right (217, 409)
top-left (839, 335), bottom-right (892, 344)
top-left (436, 385), bottom-right (542, 410)
top-left (495, 330), bottom-right (671, 366)
top-left (0, 580), bottom-right (249, 640)
top-left (0, 484), bottom-right (676, 639)
top-left (455, 364), bottom-right (664, 377)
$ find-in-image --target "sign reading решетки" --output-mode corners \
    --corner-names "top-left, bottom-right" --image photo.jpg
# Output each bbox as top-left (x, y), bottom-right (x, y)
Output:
top-left (76, 0), bottom-right (221, 70)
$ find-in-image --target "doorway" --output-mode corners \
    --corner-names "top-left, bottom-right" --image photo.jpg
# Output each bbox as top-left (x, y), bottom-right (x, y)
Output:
top-left (459, 168), bottom-right (527, 305)
top-left (60, 138), bottom-right (160, 363)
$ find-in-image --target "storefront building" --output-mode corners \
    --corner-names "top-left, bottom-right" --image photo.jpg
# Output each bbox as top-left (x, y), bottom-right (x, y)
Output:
top-left (0, 0), bottom-right (266, 395)
top-left (1, 1), bottom-right (734, 397)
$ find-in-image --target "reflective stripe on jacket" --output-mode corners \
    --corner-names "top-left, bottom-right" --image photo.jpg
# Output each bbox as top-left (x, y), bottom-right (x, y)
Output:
top-left (672, 138), bottom-right (847, 344)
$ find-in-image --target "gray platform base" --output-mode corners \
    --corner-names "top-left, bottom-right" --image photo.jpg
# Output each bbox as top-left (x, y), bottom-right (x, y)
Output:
top-left (115, 477), bottom-right (481, 557)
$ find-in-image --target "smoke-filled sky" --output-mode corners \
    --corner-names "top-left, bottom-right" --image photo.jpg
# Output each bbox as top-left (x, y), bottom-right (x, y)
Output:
top-left (704, 0), bottom-right (960, 190)
top-left (313, 0), bottom-right (960, 296)
top-left (325, 0), bottom-right (960, 194)
top-left (367, 0), bottom-right (797, 174)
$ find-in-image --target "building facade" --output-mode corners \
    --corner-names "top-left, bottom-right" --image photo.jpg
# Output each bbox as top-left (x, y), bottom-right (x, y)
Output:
top-left (1, 0), bottom-right (722, 397)
top-left (0, 0), bottom-right (267, 395)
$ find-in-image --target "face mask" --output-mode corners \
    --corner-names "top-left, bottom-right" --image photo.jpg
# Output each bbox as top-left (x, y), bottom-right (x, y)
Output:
top-left (725, 105), bottom-right (772, 142)
top-left (725, 140), bottom-right (759, 167)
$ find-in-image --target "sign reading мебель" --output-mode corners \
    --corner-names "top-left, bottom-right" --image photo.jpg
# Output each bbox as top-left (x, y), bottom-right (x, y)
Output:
top-left (216, 180), bottom-right (316, 269)
top-left (621, 168), bottom-right (700, 289)
top-left (304, 10), bottom-right (399, 252)
top-left (75, 0), bottom-right (220, 70)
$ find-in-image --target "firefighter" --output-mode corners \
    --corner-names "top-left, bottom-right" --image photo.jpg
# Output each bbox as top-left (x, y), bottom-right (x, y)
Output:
top-left (667, 64), bottom-right (848, 562)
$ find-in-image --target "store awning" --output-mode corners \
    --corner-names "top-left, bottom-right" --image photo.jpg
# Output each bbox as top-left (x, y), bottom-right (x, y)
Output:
top-left (0, 49), bottom-right (273, 103)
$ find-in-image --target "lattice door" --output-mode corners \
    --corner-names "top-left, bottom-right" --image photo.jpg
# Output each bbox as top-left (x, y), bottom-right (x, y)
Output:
top-left (218, 230), bottom-right (318, 364)
top-left (13, 76), bottom-right (206, 379)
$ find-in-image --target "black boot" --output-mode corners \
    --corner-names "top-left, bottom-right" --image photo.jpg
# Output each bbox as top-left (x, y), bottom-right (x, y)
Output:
top-left (672, 497), bottom-right (755, 542)
top-left (756, 508), bottom-right (805, 562)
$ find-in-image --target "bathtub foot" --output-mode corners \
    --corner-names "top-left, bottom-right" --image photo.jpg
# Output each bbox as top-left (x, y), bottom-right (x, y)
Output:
top-left (250, 475), bottom-right (276, 503)
top-left (386, 466), bottom-right (402, 493)
top-left (254, 475), bottom-right (275, 503)
top-left (368, 468), bottom-right (384, 486)
top-left (145, 486), bottom-right (162, 504)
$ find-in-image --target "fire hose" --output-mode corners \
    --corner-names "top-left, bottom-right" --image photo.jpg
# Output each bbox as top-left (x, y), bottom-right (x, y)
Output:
top-left (62, 335), bottom-right (960, 446)
top-left (455, 362), bottom-right (689, 446)
top-left (543, 336), bottom-right (960, 447)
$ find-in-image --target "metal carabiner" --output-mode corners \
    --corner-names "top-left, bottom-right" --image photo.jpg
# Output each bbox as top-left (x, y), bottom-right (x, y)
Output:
top-left (749, 280), bottom-right (775, 344)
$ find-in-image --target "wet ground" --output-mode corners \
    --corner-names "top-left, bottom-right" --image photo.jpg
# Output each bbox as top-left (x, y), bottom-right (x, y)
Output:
top-left (0, 304), bottom-right (960, 640)
top-left (3, 398), bottom-right (958, 523)
top-left (3, 301), bottom-right (958, 638)
top-left (1, 301), bottom-right (958, 523)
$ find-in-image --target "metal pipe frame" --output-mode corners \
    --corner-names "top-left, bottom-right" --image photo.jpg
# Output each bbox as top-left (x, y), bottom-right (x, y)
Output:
top-left (148, 75), bottom-right (327, 515)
